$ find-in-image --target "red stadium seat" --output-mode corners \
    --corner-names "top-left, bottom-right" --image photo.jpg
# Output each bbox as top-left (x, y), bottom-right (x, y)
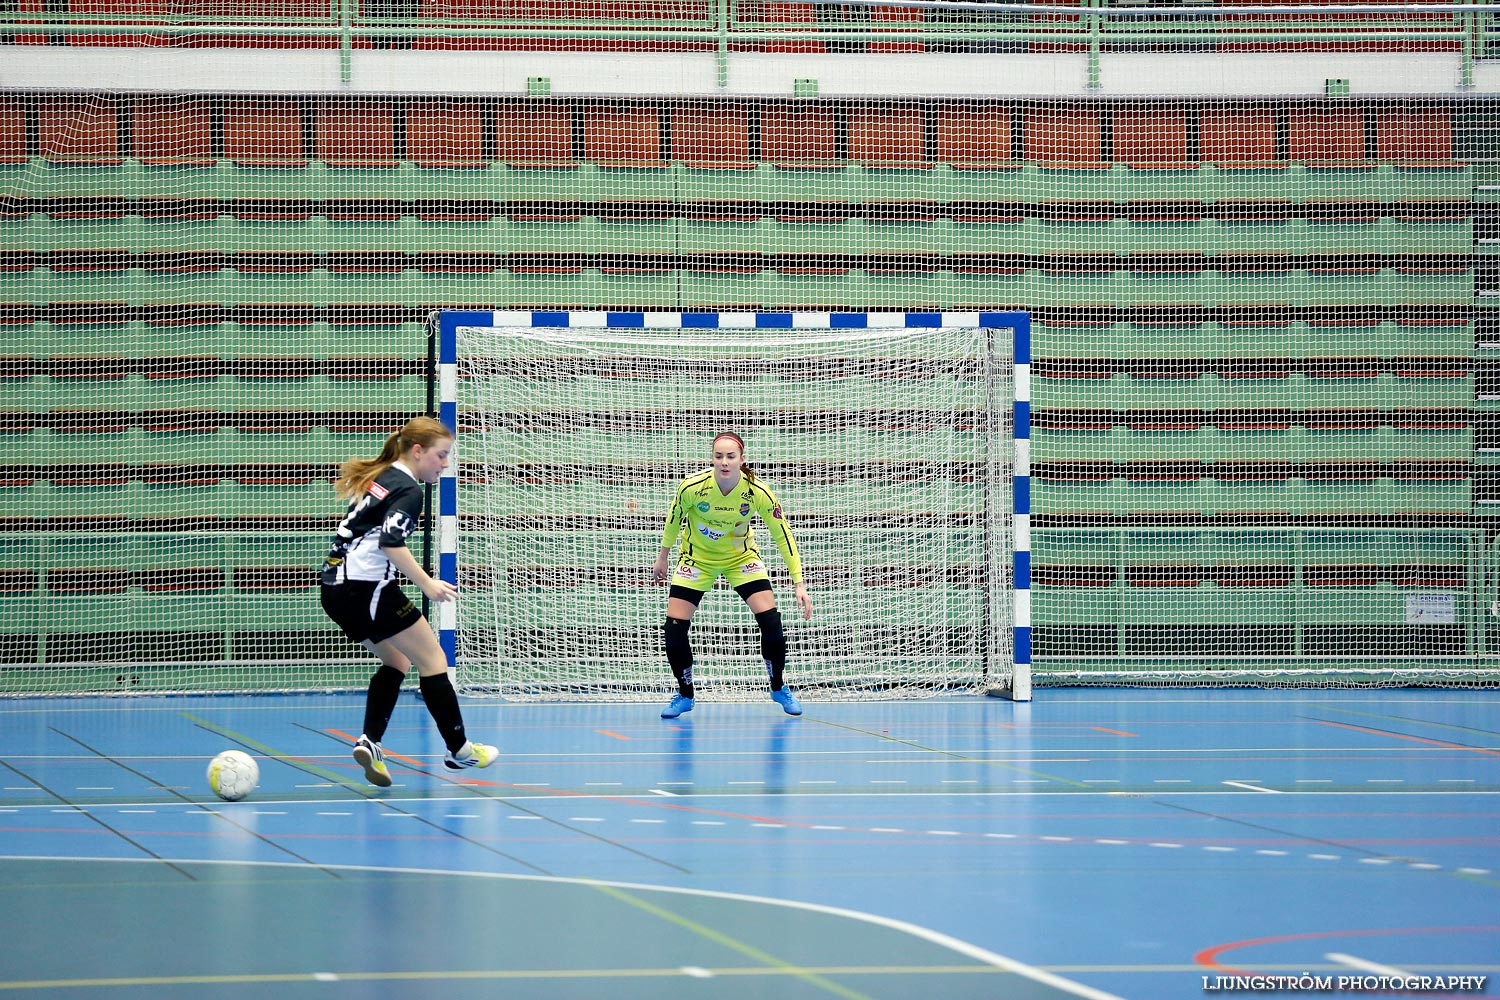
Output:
top-left (756, 1), bottom-right (824, 52)
top-left (670, 103), bottom-right (753, 169)
top-left (495, 102), bottom-right (576, 166)
top-left (407, 99), bottom-right (487, 168)
top-left (583, 103), bottom-right (665, 167)
top-left (1113, 104), bottom-right (1191, 168)
top-left (1199, 103), bottom-right (1281, 167)
top-left (848, 105), bottom-right (928, 168)
top-left (222, 98), bottom-right (307, 167)
top-left (132, 97), bottom-right (214, 166)
top-left (1375, 105), bottom-right (1457, 166)
top-left (1023, 104), bottom-right (1104, 167)
top-left (936, 103), bottom-right (1015, 170)
top-left (869, 4), bottom-right (924, 53)
top-left (0, 98), bottom-right (27, 163)
top-left (314, 98), bottom-right (399, 167)
top-left (38, 96), bottom-right (123, 164)
top-left (761, 102), bottom-right (838, 167)
top-left (1287, 105), bottom-right (1369, 166)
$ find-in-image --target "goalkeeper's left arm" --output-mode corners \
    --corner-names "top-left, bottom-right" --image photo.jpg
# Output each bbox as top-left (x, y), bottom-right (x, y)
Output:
top-left (751, 480), bottom-right (812, 620)
top-left (652, 481), bottom-right (686, 582)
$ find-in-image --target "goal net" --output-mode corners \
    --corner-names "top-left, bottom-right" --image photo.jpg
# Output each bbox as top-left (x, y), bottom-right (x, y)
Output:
top-left (441, 310), bottom-right (1025, 701)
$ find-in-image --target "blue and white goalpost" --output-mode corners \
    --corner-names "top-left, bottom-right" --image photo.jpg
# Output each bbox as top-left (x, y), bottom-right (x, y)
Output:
top-left (433, 310), bottom-right (1031, 702)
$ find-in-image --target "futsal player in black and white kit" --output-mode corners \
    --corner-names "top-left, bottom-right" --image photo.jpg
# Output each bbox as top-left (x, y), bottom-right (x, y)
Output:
top-left (321, 416), bottom-right (497, 787)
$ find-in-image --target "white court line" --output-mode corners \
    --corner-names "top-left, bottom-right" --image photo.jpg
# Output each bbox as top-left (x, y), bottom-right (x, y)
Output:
top-left (5, 746), bottom-right (1494, 760)
top-left (0, 855), bottom-right (1130, 1000)
top-left (2, 787), bottom-right (1494, 815)
top-left (1223, 781), bottom-right (1281, 793)
top-left (1326, 952), bottom-right (1419, 982)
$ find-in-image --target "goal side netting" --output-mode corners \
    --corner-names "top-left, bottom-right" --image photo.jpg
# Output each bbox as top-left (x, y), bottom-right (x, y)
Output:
top-left (438, 310), bottom-right (1027, 702)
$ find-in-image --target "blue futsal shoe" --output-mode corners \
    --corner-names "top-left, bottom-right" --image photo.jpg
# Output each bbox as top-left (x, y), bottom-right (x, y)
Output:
top-left (661, 694), bottom-right (695, 719)
top-left (771, 687), bottom-right (803, 716)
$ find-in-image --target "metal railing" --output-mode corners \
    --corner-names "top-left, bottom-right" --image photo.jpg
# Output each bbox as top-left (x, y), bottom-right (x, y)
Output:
top-left (2, 1), bottom-right (1496, 89)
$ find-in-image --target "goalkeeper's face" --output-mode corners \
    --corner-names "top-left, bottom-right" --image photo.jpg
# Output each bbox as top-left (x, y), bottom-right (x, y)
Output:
top-left (712, 437), bottom-right (744, 479)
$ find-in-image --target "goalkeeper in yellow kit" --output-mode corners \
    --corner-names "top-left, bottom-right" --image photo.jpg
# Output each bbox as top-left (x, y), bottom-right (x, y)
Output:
top-left (652, 432), bottom-right (813, 719)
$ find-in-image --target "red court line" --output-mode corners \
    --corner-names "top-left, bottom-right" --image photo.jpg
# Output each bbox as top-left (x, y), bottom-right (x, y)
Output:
top-left (596, 730), bottom-right (631, 741)
top-left (326, 728), bottom-right (428, 768)
top-left (1196, 926), bottom-right (1500, 978)
top-left (1312, 720), bottom-right (1500, 757)
top-left (1092, 727), bottom-right (1138, 737)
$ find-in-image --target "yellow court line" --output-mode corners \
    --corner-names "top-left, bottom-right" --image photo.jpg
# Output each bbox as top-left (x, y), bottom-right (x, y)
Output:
top-left (0, 965), bottom-right (1011, 991)
top-left (1314, 705), bottom-right (1500, 741)
top-left (592, 882), bottom-right (881, 1000)
top-left (182, 713), bottom-right (376, 797)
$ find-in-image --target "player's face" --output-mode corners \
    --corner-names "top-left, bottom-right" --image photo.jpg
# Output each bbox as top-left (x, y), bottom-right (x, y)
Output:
top-left (712, 439), bottom-right (743, 478)
top-left (409, 437), bottom-right (453, 484)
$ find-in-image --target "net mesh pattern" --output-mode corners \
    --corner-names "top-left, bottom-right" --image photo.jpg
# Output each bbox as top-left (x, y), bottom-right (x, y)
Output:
top-left (452, 321), bottom-right (1014, 700)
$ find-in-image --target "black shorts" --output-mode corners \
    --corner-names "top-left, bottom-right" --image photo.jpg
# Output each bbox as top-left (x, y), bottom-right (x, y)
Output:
top-left (321, 580), bottom-right (421, 645)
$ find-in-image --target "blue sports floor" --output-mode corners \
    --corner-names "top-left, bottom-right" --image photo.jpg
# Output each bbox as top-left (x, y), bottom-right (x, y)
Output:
top-left (1, 689), bottom-right (1497, 999)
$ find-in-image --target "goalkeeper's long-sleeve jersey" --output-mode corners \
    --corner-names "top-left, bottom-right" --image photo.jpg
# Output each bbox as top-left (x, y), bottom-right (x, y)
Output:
top-left (659, 469), bottom-right (804, 584)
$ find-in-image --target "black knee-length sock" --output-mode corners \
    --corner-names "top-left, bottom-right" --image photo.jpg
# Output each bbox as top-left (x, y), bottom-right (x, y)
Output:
top-left (362, 665), bottom-right (405, 743)
top-left (418, 672), bottom-right (469, 754)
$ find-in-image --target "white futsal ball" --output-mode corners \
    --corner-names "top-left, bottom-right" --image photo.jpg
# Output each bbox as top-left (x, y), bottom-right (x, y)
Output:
top-left (207, 750), bottom-right (260, 801)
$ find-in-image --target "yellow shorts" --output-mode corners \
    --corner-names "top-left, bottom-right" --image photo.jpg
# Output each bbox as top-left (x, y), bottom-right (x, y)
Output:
top-left (671, 553), bottom-right (770, 592)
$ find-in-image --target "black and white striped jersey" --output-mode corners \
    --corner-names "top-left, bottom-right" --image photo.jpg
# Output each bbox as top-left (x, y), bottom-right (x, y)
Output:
top-left (321, 461), bottom-right (425, 585)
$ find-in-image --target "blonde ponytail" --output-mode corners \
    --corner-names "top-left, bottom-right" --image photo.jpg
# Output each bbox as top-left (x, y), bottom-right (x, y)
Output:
top-left (335, 416), bottom-right (452, 501)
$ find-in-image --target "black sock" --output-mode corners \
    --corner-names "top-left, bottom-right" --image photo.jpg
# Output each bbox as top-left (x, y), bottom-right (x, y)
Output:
top-left (362, 665), bottom-right (405, 743)
top-left (756, 608), bottom-right (787, 691)
top-left (418, 672), bottom-right (469, 754)
top-left (664, 616), bottom-right (694, 698)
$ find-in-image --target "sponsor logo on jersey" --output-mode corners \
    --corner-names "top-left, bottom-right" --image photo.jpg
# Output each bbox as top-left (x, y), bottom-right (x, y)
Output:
top-left (696, 501), bottom-right (711, 513)
top-left (739, 502), bottom-right (751, 516)
top-left (368, 481), bottom-right (389, 500)
top-left (676, 564), bottom-right (701, 581)
top-left (740, 560), bottom-right (764, 574)
top-left (384, 510), bottom-right (414, 538)
top-left (771, 505), bottom-right (784, 519)
top-left (698, 525), bottom-right (727, 541)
